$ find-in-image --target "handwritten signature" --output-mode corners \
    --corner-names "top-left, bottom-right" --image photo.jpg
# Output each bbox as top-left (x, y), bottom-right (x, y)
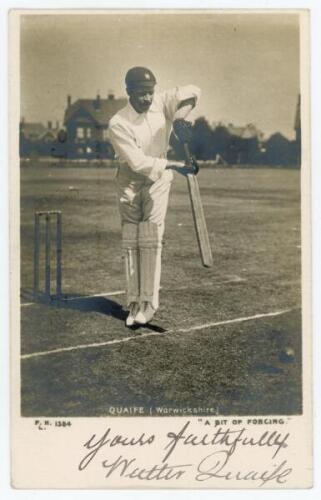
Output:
top-left (78, 420), bottom-right (292, 485)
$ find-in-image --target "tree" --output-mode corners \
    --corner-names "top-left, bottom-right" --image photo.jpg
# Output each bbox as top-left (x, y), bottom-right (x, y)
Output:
top-left (264, 133), bottom-right (293, 166)
top-left (211, 125), bottom-right (232, 163)
top-left (191, 117), bottom-right (215, 160)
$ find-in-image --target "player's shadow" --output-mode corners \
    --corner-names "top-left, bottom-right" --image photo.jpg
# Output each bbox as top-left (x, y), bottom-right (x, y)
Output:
top-left (20, 288), bottom-right (127, 321)
top-left (126, 322), bottom-right (167, 334)
top-left (56, 296), bottom-right (167, 333)
top-left (58, 295), bottom-right (127, 321)
top-left (21, 288), bottom-right (167, 332)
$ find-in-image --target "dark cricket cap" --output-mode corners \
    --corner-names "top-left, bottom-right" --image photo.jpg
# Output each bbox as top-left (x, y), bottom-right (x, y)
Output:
top-left (125, 67), bottom-right (157, 90)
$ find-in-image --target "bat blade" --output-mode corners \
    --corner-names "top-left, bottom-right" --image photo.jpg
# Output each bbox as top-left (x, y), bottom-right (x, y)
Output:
top-left (186, 173), bottom-right (213, 268)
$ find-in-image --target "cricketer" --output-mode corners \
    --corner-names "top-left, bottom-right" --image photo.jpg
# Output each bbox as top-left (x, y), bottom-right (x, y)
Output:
top-left (108, 66), bottom-right (200, 326)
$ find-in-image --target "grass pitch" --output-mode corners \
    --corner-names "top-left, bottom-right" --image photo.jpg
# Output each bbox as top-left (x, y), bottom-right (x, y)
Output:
top-left (20, 164), bottom-right (301, 416)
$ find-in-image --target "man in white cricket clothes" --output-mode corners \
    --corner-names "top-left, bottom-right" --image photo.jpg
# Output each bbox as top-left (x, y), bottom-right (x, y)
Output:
top-left (108, 66), bottom-right (201, 326)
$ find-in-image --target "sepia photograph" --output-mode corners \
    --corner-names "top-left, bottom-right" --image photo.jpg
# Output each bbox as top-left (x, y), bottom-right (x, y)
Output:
top-left (19, 11), bottom-right (302, 417)
top-left (9, 7), bottom-right (314, 490)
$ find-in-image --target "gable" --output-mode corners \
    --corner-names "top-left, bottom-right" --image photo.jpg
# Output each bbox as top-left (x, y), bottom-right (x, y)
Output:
top-left (65, 107), bottom-right (97, 126)
top-left (64, 97), bottom-right (127, 127)
top-left (21, 123), bottom-right (46, 140)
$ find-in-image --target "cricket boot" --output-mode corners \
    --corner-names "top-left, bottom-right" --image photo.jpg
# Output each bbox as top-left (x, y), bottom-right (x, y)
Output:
top-left (122, 223), bottom-right (140, 312)
top-left (134, 301), bottom-right (156, 325)
top-left (126, 302), bottom-right (140, 327)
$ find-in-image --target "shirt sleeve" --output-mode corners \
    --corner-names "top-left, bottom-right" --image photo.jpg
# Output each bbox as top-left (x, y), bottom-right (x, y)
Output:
top-left (161, 85), bottom-right (201, 122)
top-left (108, 121), bottom-right (168, 182)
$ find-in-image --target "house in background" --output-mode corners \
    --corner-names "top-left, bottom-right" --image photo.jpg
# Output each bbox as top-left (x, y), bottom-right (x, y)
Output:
top-left (63, 93), bottom-right (127, 158)
top-left (20, 119), bottom-right (60, 157)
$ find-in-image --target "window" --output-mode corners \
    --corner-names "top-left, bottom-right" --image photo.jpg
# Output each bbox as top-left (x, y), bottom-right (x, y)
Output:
top-left (86, 128), bottom-right (92, 138)
top-left (102, 128), bottom-right (109, 141)
top-left (76, 127), bottom-right (84, 139)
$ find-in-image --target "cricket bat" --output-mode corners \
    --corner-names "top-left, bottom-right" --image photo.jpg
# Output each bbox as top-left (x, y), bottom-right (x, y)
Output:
top-left (183, 143), bottom-right (213, 268)
top-left (173, 119), bottom-right (213, 267)
top-left (184, 147), bottom-right (213, 267)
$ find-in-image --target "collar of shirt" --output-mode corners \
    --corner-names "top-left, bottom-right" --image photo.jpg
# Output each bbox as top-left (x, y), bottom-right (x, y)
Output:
top-left (125, 98), bottom-right (160, 123)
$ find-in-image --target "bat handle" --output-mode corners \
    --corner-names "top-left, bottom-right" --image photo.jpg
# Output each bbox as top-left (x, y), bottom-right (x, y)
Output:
top-left (183, 143), bottom-right (192, 164)
top-left (183, 143), bottom-right (199, 175)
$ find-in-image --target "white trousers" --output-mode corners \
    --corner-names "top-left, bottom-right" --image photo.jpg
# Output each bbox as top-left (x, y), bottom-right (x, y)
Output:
top-left (116, 166), bottom-right (173, 309)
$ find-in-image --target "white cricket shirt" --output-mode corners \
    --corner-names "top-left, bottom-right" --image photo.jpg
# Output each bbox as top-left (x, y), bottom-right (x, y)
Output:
top-left (108, 85), bottom-right (201, 182)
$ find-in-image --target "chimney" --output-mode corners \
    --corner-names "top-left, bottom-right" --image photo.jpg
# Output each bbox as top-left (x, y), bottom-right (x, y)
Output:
top-left (94, 94), bottom-right (101, 110)
top-left (67, 95), bottom-right (72, 107)
top-left (48, 121), bottom-right (52, 130)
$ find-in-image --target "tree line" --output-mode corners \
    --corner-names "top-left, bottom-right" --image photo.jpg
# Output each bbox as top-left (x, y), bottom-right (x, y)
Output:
top-left (169, 117), bottom-right (300, 167)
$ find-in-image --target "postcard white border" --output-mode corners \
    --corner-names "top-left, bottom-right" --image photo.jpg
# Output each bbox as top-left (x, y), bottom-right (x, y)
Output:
top-left (2, 0), bottom-right (321, 499)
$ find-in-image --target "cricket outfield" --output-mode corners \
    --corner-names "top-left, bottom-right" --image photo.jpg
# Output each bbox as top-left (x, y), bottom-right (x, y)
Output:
top-left (20, 163), bottom-right (302, 416)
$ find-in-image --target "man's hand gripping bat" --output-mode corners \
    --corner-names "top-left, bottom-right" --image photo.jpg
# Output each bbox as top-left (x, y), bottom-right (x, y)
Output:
top-left (173, 119), bottom-right (213, 268)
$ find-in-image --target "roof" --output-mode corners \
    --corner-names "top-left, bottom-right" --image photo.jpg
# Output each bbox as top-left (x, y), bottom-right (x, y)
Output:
top-left (227, 123), bottom-right (263, 140)
top-left (39, 129), bottom-right (58, 141)
top-left (20, 122), bottom-right (46, 140)
top-left (64, 96), bottom-right (127, 126)
top-left (227, 125), bottom-right (244, 137)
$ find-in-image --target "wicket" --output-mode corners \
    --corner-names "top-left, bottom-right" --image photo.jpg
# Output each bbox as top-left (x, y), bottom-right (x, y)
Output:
top-left (33, 211), bottom-right (62, 300)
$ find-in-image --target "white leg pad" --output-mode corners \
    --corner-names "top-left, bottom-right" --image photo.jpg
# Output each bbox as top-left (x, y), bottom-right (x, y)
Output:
top-left (138, 221), bottom-right (162, 310)
top-left (122, 223), bottom-right (139, 306)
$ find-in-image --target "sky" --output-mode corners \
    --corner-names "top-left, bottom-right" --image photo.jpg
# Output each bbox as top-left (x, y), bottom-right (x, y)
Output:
top-left (20, 12), bottom-right (300, 139)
